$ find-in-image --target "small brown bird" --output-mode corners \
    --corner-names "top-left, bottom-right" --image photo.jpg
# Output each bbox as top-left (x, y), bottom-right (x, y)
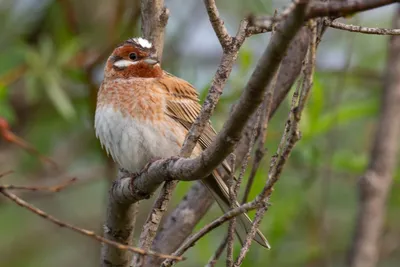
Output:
top-left (95, 37), bottom-right (269, 248)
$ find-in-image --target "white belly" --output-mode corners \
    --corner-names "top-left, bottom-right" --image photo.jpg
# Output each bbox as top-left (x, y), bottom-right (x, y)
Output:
top-left (94, 106), bottom-right (184, 172)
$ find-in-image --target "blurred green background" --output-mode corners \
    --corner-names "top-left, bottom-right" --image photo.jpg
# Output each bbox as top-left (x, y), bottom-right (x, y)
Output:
top-left (0, 0), bottom-right (399, 266)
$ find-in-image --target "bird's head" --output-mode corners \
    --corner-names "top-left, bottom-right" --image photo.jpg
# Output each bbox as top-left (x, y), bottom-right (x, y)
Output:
top-left (104, 37), bottom-right (162, 79)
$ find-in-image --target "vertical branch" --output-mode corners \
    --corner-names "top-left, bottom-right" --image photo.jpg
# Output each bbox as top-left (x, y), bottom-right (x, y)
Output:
top-left (141, 0), bottom-right (169, 62)
top-left (226, 155), bottom-right (237, 267)
top-left (348, 6), bottom-right (400, 267)
top-left (101, 171), bottom-right (138, 267)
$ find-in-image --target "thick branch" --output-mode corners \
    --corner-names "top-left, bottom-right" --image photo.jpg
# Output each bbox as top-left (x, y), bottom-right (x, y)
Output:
top-left (348, 6), bottom-right (400, 267)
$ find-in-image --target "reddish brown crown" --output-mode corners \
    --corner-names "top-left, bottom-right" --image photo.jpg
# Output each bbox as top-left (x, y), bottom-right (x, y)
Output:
top-left (104, 38), bottom-right (162, 79)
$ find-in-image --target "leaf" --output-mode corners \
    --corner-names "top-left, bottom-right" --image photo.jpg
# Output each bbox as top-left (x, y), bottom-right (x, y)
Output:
top-left (304, 98), bottom-right (378, 140)
top-left (43, 70), bottom-right (76, 120)
top-left (57, 38), bottom-right (81, 66)
top-left (0, 84), bottom-right (15, 123)
top-left (307, 75), bottom-right (324, 127)
top-left (332, 150), bottom-right (367, 173)
top-left (238, 48), bottom-right (253, 74)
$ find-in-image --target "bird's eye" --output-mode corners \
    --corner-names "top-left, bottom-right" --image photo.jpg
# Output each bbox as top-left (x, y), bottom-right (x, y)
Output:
top-left (129, 52), bottom-right (137, 61)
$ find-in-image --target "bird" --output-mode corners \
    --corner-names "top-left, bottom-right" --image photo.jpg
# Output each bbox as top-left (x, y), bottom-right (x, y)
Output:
top-left (94, 37), bottom-right (270, 248)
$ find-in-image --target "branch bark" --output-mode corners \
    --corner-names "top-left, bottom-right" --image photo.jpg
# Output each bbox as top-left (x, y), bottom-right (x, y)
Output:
top-left (348, 5), bottom-right (400, 267)
top-left (140, 0), bottom-right (169, 61)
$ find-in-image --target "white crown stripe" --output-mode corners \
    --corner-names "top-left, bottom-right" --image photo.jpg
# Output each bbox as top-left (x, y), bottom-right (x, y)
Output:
top-left (133, 37), bottom-right (152, 49)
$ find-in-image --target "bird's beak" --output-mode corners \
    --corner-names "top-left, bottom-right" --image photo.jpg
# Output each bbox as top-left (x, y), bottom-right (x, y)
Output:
top-left (143, 55), bottom-right (159, 66)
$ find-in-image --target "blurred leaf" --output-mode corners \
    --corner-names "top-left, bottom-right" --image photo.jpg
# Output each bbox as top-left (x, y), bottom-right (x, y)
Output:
top-left (0, 84), bottom-right (15, 122)
top-left (238, 48), bottom-right (253, 74)
top-left (332, 150), bottom-right (368, 173)
top-left (57, 38), bottom-right (81, 66)
top-left (44, 70), bottom-right (76, 120)
top-left (0, 44), bottom-right (25, 74)
top-left (22, 36), bottom-right (78, 120)
top-left (302, 98), bottom-right (378, 140)
top-left (307, 75), bottom-right (324, 127)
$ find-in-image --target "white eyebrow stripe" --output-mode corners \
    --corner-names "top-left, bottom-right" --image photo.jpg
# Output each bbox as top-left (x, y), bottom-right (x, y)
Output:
top-left (113, 60), bottom-right (138, 68)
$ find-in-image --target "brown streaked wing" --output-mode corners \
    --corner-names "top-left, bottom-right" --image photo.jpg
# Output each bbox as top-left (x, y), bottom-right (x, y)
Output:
top-left (157, 72), bottom-right (216, 150)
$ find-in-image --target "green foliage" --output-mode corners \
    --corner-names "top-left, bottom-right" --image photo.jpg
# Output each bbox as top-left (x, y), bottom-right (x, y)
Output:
top-left (22, 36), bottom-right (81, 120)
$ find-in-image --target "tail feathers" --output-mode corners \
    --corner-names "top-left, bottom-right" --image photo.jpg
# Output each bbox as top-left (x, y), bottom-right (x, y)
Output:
top-left (202, 173), bottom-right (270, 249)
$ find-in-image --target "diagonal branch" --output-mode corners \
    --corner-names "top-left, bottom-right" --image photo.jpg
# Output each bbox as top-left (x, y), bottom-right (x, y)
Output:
top-left (204, 0), bottom-right (233, 48)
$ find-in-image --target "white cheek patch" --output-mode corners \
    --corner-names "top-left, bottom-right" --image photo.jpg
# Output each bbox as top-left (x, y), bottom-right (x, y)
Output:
top-left (113, 60), bottom-right (137, 69)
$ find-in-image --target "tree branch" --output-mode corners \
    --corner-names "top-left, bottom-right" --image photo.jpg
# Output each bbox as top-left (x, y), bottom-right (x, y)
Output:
top-left (348, 6), bottom-right (400, 267)
top-left (140, 0), bottom-right (169, 61)
top-left (326, 20), bottom-right (400, 35)
top-left (204, 0), bottom-right (232, 48)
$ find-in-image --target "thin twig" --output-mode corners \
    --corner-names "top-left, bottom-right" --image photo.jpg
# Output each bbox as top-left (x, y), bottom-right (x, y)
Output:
top-left (326, 20), bottom-right (400, 35)
top-left (0, 117), bottom-right (58, 169)
top-left (204, 0), bottom-right (233, 48)
top-left (0, 170), bottom-right (14, 179)
top-left (0, 177), bottom-right (77, 192)
top-left (0, 189), bottom-right (183, 261)
top-left (226, 155), bottom-right (237, 267)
